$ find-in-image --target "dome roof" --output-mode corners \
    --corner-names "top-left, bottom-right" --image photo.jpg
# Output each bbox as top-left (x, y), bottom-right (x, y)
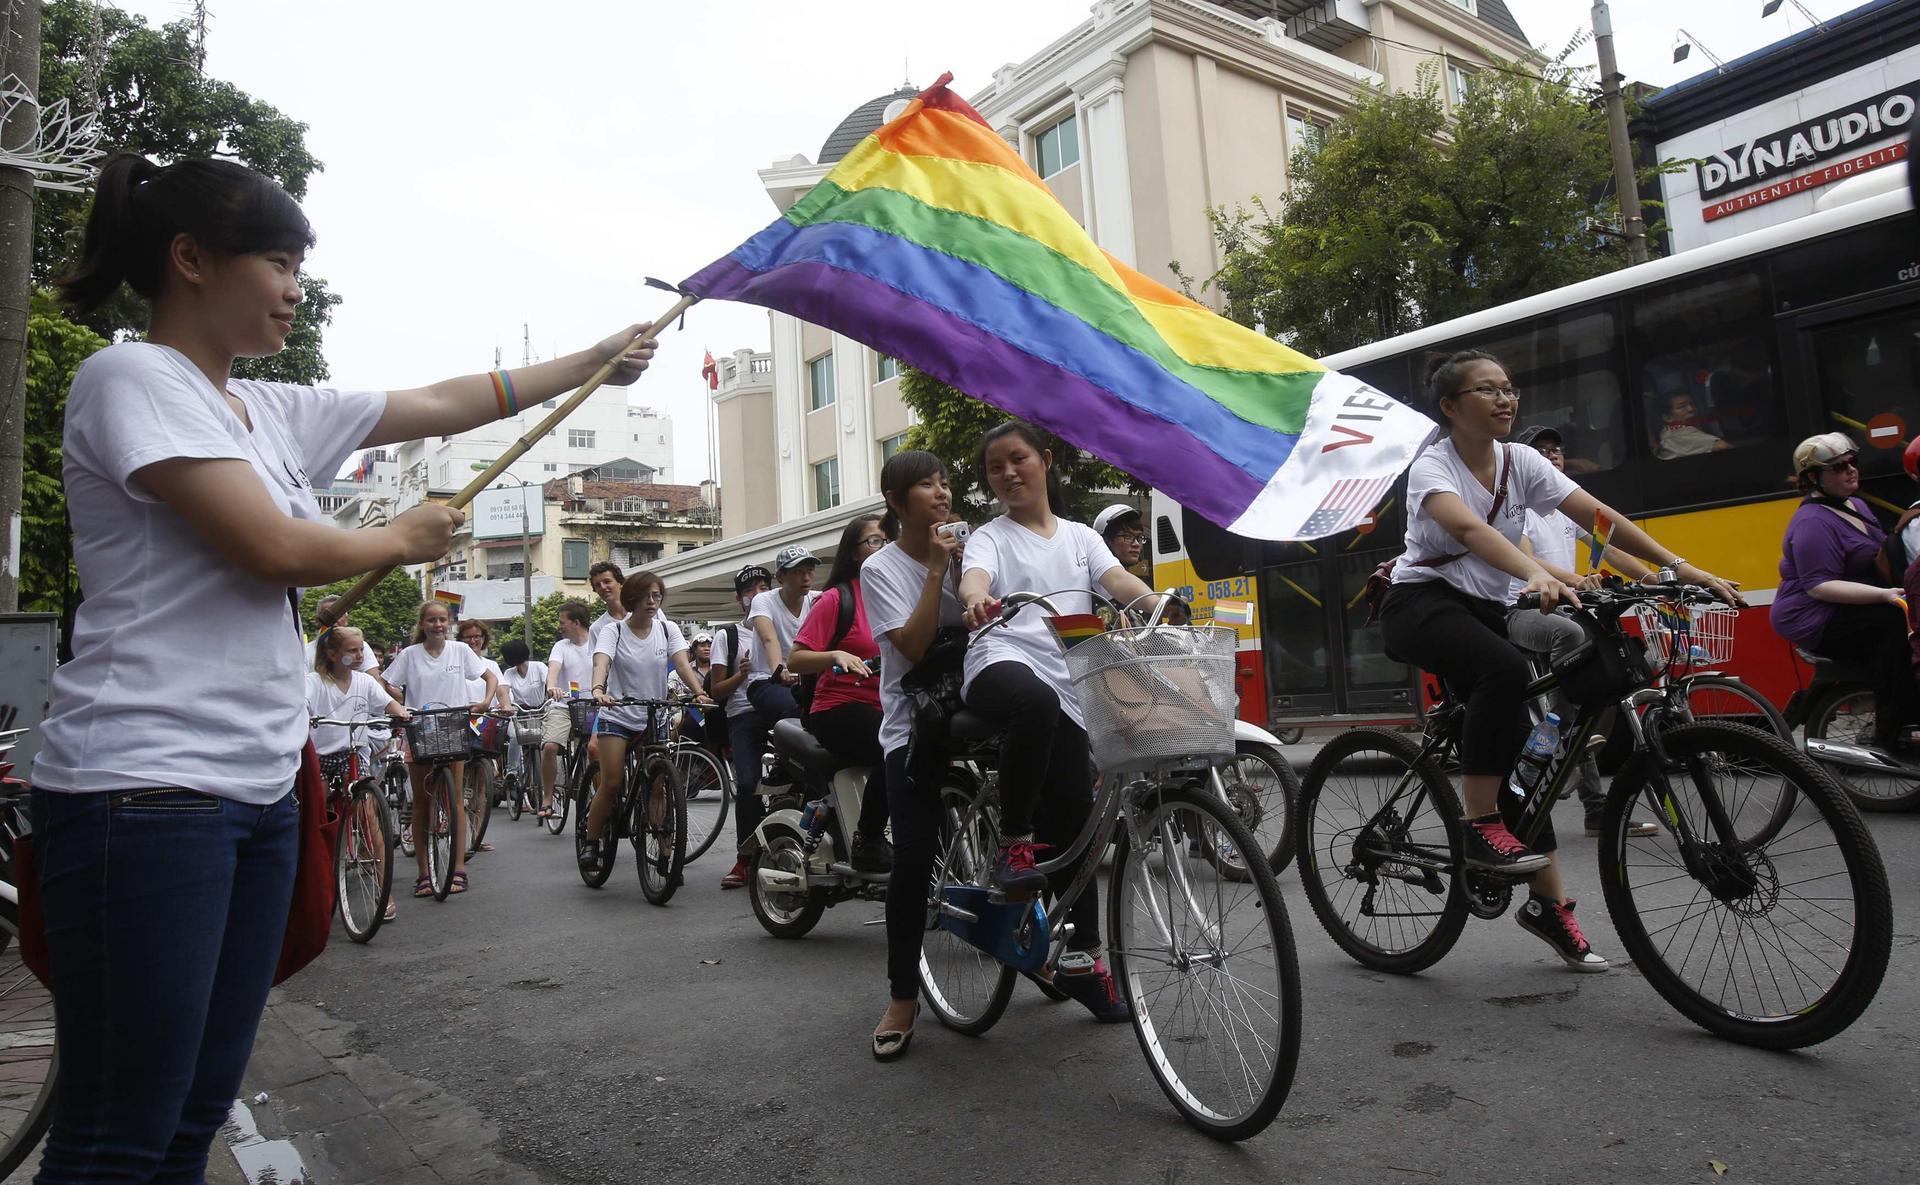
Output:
top-left (818, 85), bottom-right (919, 165)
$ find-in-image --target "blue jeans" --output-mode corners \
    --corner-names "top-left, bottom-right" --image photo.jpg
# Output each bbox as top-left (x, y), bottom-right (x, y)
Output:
top-left (31, 786), bottom-right (298, 1185)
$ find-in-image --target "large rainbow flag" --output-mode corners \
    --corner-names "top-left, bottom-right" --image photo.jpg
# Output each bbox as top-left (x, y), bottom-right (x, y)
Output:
top-left (683, 75), bottom-right (1436, 539)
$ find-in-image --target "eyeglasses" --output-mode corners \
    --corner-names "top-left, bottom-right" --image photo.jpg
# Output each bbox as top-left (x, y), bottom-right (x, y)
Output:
top-left (1461, 384), bottom-right (1520, 402)
top-left (1533, 444), bottom-right (1564, 457)
top-left (858, 535), bottom-right (888, 550)
top-left (639, 589), bottom-right (665, 602)
top-left (1112, 531), bottom-right (1148, 545)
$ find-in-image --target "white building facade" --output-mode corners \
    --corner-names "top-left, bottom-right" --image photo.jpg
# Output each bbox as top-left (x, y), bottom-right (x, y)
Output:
top-left (391, 393), bottom-right (675, 504)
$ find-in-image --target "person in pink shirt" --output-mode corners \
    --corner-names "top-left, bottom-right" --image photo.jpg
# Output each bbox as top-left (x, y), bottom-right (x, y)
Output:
top-left (787, 514), bottom-right (892, 872)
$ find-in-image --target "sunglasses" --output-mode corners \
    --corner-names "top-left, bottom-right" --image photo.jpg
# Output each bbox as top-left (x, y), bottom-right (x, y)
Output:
top-left (1821, 457), bottom-right (1859, 474)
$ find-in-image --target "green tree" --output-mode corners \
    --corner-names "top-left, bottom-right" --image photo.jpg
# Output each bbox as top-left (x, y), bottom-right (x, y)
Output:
top-left (501, 591), bottom-right (571, 661)
top-left (21, 292), bottom-right (108, 619)
top-left (300, 568), bottom-right (423, 659)
top-left (1175, 51), bottom-right (1665, 358)
top-left (897, 366), bottom-right (1144, 520)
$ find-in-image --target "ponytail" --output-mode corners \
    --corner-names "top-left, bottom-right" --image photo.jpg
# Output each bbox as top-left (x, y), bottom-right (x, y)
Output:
top-left (57, 153), bottom-right (315, 313)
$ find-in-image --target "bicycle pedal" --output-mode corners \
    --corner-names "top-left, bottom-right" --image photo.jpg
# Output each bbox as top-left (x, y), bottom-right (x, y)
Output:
top-left (986, 887), bottom-right (1039, 905)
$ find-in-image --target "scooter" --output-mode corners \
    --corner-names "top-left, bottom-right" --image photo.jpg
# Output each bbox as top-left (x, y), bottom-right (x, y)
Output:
top-left (748, 718), bottom-right (886, 938)
top-left (1789, 646), bottom-right (1920, 811)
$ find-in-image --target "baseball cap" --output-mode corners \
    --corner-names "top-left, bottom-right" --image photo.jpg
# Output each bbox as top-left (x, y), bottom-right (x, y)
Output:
top-left (733, 564), bottom-right (772, 591)
top-left (774, 544), bottom-right (819, 571)
top-left (1793, 432), bottom-right (1858, 473)
top-left (1514, 425), bottom-right (1563, 449)
top-left (1092, 504), bottom-right (1142, 538)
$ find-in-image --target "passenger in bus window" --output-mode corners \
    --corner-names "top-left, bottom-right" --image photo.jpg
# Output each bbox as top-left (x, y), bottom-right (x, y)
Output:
top-left (1655, 391), bottom-right (1732, 460)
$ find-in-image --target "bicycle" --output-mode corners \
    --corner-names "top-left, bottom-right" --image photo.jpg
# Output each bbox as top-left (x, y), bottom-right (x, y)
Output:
top-left (310, 716), bottom-right (398, 944)
top-left (403, 706), bottom-right (481, 900)
top-left (573, 698), bottom-right (688, 903)
top-left (668, 693), bottom-right (731, 864)
top-left (0, 730), bottom-right (55, 1179)
top-left (463, 714), bottom-right (501, 857)
top-left (380, 736), bottom-right (415, 858)
top-left (502, 708), bottom-right (546, 822)
top-left (918, 592), bottom-right (1302, 1141)
top-left (1296, 582), bottom-right (1893, 1049)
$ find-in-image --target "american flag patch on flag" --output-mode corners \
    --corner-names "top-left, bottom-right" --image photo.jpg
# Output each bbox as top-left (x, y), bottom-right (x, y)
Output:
top-left (1294, 476), bottom-right (1396, 537)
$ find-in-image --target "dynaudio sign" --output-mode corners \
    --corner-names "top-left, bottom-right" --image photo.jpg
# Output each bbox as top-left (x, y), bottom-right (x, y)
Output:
top-left (1702, 141), bottom-right (1909, 221)
top-left (1695, 83), bottom-right (1916, 199)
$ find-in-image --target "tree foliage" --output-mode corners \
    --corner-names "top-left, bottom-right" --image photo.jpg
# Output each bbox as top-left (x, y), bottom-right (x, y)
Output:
top-left (897, 366), bottom-right (1144, 521)
top-left (1173, 53), bottom-right (1664, 358)
top-left (299, 568), bottom-right (424, 659)
top-left (499, 592), bottom-right (572, 662)
top-left (21, 292), bottom-right (108, 618)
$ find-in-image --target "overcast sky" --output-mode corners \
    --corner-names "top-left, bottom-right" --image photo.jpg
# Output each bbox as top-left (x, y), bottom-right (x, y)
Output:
top-left (105, 0), bottom-right (1840, 482)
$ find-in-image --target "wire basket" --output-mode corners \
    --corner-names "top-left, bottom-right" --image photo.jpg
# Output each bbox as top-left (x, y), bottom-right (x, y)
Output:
top-left (1064, 624), bottom-right (1239, 773)
top-left (1629, 601), bottom-right (1738, 669)
top-left (567, 698), bottom-right (595, 736)
top-left (405, 709), bottom-right (473, 762)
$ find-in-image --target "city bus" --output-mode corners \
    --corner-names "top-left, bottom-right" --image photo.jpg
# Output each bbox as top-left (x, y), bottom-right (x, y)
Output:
top-left (1152, 178), bottom-right (1918, 734)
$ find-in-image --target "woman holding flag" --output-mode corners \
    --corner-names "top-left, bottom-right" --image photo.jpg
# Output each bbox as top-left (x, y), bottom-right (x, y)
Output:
top-left (1379, 350), bottom-right (1739, 972)
top-left (957, 421), bottom-right (1162, 1022)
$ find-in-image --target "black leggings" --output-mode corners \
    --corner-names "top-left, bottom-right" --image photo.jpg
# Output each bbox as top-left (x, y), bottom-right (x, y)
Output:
top-left (807, 702), bottom-right (890, 840)
top-left (1815, 602), bottom-right (1920, 746)
top-left (884, 742), bottom-right (945, 1001)
top-left (963, 661), bottom-right (1101, 952)
top-left (1382, 582), bottom-right (1534, 780)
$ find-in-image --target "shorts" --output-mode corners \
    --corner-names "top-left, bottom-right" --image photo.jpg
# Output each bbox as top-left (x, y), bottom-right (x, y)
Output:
top-left (593, 716), bottom-right (663, 743)
top-left (540, 701), bottom-right (572, 746)
top-left (317, 749), bottom-right (353, 784)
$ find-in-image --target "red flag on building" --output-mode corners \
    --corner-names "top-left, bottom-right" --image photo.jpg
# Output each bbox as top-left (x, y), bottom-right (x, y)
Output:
top-left (701, 350), bottom-right (719, 391)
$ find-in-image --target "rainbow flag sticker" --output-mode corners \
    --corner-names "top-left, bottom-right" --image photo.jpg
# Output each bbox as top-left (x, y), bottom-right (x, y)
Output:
top-left (1213, 600), bottom-right (1256, 626)
top-left (1045, 614), bottom-right (1106, 650)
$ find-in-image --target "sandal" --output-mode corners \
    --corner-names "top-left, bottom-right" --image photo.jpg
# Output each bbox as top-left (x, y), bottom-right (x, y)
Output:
top-left (449, 871), bottom-right (469, 895)
top-left (537, 809), bottom-right (552, 820)
top-left (872, 1003), bottom-right (919, 1062)
top-left (412, 876), bottom-right (434, 899)
top-left (383, 898), bottom-right (399, 922)
top-left (476, 841), bottom-right (495, 853)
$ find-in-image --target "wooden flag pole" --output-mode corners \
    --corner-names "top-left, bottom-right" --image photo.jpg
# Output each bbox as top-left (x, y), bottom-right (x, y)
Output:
top-left (322, 292), bottom-right (699, 623)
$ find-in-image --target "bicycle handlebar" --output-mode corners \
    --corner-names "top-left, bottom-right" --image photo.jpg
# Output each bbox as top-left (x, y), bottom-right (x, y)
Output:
top-left (1511, 582), bottom-right (1724, 615)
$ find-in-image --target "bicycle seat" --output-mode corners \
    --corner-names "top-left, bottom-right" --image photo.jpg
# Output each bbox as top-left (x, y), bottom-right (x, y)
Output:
top-left (770, 719), bottom-right (842, 780)
top-left (1794, 647), bottom-right (1876, 685)
top-left (949, 710), bottom-right (1001, 742)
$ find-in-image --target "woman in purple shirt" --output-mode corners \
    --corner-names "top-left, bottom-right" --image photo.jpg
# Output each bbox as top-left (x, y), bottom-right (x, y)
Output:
top-left (1772, 432), bottom-right (1918, 754)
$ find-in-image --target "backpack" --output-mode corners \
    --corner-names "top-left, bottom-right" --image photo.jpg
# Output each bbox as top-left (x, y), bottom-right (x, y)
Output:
top-left (793, 582), bottom-right (857, 724)
top-left (1362, 444), bottom-right (1512, 626)
top-left (1876, 499), bottom-right (1920, 584)
top-left (704, 623), bottom-right (740, 700)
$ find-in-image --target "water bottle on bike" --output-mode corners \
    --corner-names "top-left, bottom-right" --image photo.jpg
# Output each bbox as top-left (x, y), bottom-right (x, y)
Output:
top-left (1507, 713), bottom-right (1562, 800)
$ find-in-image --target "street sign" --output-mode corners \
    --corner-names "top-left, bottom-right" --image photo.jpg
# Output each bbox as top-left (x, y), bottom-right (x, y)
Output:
top-left (471, 486), bottom-right (546, 541)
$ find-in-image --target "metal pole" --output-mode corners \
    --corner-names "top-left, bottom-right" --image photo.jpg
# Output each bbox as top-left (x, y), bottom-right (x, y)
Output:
top-left (0, 0), bottom-right (46, 612)
top-left (1593, 1), bottom-right (1649, 265)
top-left (520, 485), bottom-right (533, 650)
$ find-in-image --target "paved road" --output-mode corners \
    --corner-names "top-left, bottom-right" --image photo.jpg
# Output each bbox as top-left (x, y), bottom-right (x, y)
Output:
top-left (243, 780), bottom-right (1920, 1185)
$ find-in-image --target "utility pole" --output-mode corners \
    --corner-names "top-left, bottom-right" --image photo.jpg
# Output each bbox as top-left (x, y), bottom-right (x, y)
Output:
top-left (0, 0), bottom-right (45, 612)
top-left (1592, 1), bottom-right (1648, 265)
top-left (519, 490), bottom-right (534, 651)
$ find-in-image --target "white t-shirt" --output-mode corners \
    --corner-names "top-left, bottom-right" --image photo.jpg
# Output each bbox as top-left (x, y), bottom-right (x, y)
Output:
top-left (305, 670), bottom-right (396, 757)
top-left (861, 542), bottom-right (965, 756)
top-left (34, 342), bottom-right (385, 804)
top-left (747, 589), bottom-right (820, 677)
top-left (1509, 508), bottom-right (1583, 601)
top-left (308, 636), bottom-right (380, 674)
top-left (709, 623), bottom-right (764, 719)
top-left (465, 654), bottom-right (505, 705)
top-left (590, 607), bottom-right (628, 652)
top-left (1902, 509), bottom-right (1920, 573)
top-left (959, 516), bottom-right (1119, 729)
top-left (593, 617), bottom-right (689, 730)
top-left (383, 641), bottom-right (491, 710)
top-left (1391, 440), bottom-right (1576, 604)
top-left (503, 661), bottom-right (549, 709)
top-left (547, 636), bottom-right (595, 697)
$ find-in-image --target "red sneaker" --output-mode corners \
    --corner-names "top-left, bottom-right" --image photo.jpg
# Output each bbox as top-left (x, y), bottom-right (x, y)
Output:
top-left (721, 859), bottom-right (748, 890)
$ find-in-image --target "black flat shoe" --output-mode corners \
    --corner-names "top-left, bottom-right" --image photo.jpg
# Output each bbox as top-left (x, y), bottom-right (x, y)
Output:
top-left (873, 1003), bottom-right (919, 1062)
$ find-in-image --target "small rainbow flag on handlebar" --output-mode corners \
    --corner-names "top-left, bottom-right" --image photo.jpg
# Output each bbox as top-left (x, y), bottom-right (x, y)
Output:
top-left (1045, 614), bottom-right (1106, 650)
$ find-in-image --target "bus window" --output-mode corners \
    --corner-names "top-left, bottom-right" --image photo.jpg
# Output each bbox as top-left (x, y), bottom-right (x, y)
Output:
top-left (1452, 308), bottom-right (1627, 477)
top-left (1810, 306), bottom-right (1920, 484)
top-left (1260, 560), bottom-right (1333, 711)
top-left (1631, 268), bottom-right (1778, 462)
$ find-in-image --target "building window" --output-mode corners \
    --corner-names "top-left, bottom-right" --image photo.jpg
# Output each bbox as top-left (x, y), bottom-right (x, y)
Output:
top-left (813, 457), bottom-right (841, 511)
top-left (678, 542), bottom-right (701, 553)
top-left (1447, 63), bottom-right (1477, 108)
top-left (486, 555), bottom-right (528, 581)
top-left (543, 463), bottom-right (558, 472)
top-left (568, 429), bottom-right (596, 449)
top-left (808, 353), bottom-right (836, 410)
top-left (614, 541), bottom-right (663, 568)
top-left (437, 462), bottom-right (451, 487)
top-left (1033, 113), bottom-right (1079, 177)
top-left (562, 538), bottom-right (590, 579)
top-left (1446, 0), bottom-right (1474, 9)
top-left (880, 432), bottom-right (908, 464)
top-left (1285, 109), bottom-right (1329, 159)
top-left (876, 354), bottom-right (900, 382)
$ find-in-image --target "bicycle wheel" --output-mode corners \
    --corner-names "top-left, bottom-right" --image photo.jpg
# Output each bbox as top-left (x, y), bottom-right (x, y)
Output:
top-left (574, 762), bottom-right (614, 888)
top-left (427, 767), bottom-right (457, 901)
top-left (0, 902), bottom-right (56, 1179)
top-left (336, 781), bottom-right (394, 944)
top-left (545, 751), bottom-right (575, 835)
top-left (389, 765), bottom-right (416, 858)
top-left (1678, 675), bottom-right (1800, 842)
top-left (1202, 742), bottom-right (1297, 882)
top-left (1804, 686), bottom-right (1920, 811)
top-left (677, 744), bottom-right (732, 864)
top-left (505, 765), bottom-right (525, 821)
top-left (463, 760), bottom-right (493, 856)
top-left (1111, 784), bottom-right (1301, 1141)
top-left (918, 775), bottom-right (1016, 1035)
top-left (633, 752), bottom-right (687, 905)
top-left (1296, 728), bottom-right (1469, 974)
top-left (1601, 721), bottom-right (1893, 1049)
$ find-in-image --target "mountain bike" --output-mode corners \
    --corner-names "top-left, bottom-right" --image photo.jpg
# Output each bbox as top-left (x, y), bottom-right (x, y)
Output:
top-left (0, 730), bottom-right (55, 1179)
top-left (919, 592), bottom-right (1301, 1141)
top-left (669, 693), bottom-right (731, 864)
top-left (574, 698), bottom-right (688, 903)
top-left (1297, 583), bottom-right (1892, 1049)
top-left (310, 716), bottom-right (398, 943)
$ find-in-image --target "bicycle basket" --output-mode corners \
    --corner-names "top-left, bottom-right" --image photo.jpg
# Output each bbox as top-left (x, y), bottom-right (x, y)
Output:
top-left (1064, 624), bottom-right (1238, 772)
top-left (405, 710), bottom-right (472, 761)
top-left (567, 698), bottom-right (594, 736)
top-left (1628, 601), bottom-right (1736, 669)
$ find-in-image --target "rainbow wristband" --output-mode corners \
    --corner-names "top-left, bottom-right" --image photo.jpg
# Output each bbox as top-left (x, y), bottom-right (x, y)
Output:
top-left (489, 369), bottom-right (518, 418)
